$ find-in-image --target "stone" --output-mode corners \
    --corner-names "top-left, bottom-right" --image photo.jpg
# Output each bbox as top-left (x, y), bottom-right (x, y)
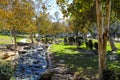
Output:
top-left (24, 46), bottom-right (31, 50)
top-left (37, 48), bottom-right (43, 51)
top-left (33, 60), bottom-right (41, 64)
top-left (18, 50), bottom-right (27, 55)
top-left (53, 64), bottom-right (67, 68)
top-left (2, 53), bottom-right (10, 59)
top-left (85, 50), bottom-right (95, 55)
top-left (59, 60), bottom-right (65, 63)
top-left (51, 74), bottom-right (74, 80)
top-left (50, 67), bottom-right (70, 74)
top-left (40, 70), bottom-right (52, 80)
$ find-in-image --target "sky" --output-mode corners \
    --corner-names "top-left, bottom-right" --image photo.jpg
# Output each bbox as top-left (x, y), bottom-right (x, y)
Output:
top-left (33, 0), bottom-right (65, 22)
top-left (46, 0), bottom-right (64, 22)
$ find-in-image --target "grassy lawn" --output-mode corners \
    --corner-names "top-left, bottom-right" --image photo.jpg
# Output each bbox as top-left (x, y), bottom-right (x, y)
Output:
top-left (50, 43), bottom-right (98, 79)
top-left (0, 34), bottom-right (28, 44)
top-left (50, 40), bottom-right (120, 79)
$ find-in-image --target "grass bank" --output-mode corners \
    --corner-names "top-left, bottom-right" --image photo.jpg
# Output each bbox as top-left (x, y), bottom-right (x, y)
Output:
top-left (0, 34), bottom-right (28, 44)
top-left (50, 40), bottom-right (120, 79)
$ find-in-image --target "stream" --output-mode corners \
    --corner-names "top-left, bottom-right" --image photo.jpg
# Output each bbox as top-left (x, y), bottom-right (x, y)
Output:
top-left (14, 44), bottom-right (48, 80)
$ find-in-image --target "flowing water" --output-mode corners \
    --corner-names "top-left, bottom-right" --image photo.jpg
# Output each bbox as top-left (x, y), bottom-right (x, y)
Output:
top-left (14, 45), bottom-right (48, 80)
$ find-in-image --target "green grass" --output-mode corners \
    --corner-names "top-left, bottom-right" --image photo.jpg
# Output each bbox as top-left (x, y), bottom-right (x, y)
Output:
top-left (90, 38), bottom-right (120, 51)
top-left (50, 41), bottom-right (120, 79)
top-left (0, 34), bottom-right (28, 44)
top-left (50, 43), bottom-right (98, 79)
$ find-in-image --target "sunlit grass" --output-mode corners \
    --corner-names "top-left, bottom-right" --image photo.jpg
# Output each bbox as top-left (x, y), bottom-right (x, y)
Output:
top-left (50, 40), bottom-right (120, 79)
top-left (50, 42), bottom-right (98, 79)
top-left (0, 34), bottom-right (28, 44)
top-left (91, 39), bottom-right (120, 51)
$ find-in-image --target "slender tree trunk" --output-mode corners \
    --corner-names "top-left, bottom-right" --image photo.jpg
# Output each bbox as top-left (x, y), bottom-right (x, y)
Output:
top-left (30, 33), bottom-right (34, 44)
top-left (96, 0), bottom-right (104, 79)
top-left (96, 0), bottom-right (111, 80)
top-left (10, 30), bottom-right (13, 43)
top-left (12, 29), bottom-right (17, 52)
top-left (109, 35), bottom-right (117, 51)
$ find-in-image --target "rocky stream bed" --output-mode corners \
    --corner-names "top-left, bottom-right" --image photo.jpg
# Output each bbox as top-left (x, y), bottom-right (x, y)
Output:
top-left (14, 44), bottom-right (49, 80)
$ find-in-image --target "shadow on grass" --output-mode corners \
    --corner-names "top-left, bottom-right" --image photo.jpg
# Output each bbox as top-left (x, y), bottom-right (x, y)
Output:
top-left (52, 43), bottom-right (120, 79)
top-left (53, 46), bottom-right (99, 79)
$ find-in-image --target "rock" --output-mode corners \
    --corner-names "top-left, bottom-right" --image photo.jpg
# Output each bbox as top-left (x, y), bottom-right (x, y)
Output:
top-left (109, 54), bottom-right (119, 61)
top-left (33, 60), bottom-right (41, 64)
top-left (37, 48), bottom-right (44, 51)
top-left (2, 53), bottom-right (10, 59)
top-left (18, 50), bottom-right (27, 54)
top-left (40, 70), bottom-right (52, 80)
top-left (59, 60), bottom-right (65, 63)
top-left (2, 52), bottom-right (16, 59)
top-left (51, 74), bottom-right (74, 80)
top-left (50, 67), bottom-right (70, 74)
top-left (17, 42), bottom-right (30, 46)
top-left (53, 64), bottom-right (67, 68)
top-left (24, 46), bottom-right (31, 50)
top-left (85, 50), bottom-right (95, 55)
top-left (40, 66), bottom-right (71, 79)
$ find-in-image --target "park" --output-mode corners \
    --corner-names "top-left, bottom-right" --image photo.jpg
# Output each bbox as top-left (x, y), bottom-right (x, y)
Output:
top-left (0, 0), bottom-right (120, 80)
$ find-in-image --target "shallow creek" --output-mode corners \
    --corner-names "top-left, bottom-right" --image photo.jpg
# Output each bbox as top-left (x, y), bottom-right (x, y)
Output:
top-left (14, 44), bottom-right (48, 80)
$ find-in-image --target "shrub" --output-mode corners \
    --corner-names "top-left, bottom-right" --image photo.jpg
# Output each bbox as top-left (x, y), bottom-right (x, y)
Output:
top-left (85, 40), bottom-right (89, 48)
top-left (41, 38), bottom-right (46, 43)
top-left (75, 36), bottom-right (83, 46)
top-left (94, 42), bottom-right (98, 50)
top-left (68, 37), bottom-right (75, 45)
top-left (64, 37), bottom-right (67, 43)
top-left (103, 69), bottom-right (116, 80)
top-left (88, 40), bottom-right (93, 49)
top-left (0, 61), bottom-right (14, 80)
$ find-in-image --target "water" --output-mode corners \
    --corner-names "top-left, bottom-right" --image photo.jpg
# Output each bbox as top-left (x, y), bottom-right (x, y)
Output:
top-left (14, 45), bottom-right (48, 80)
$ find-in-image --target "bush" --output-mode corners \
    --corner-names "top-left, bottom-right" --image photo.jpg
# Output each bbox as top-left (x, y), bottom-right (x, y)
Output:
top-left (94, 42), bottom-right (98, 50)
top-left (0, 61), bottom-right (14, 80)
top-left (88, 40), bottom-right (93, 49)
top-left (68, 37), bottom-right (75, 45)
top-left (41, 38), bottom-right (54, 43)
top-left (103, 69), bottom-right (116, 80)
top-left (64, 37), bottom-right (67, 43)
top-left (75, 36), bottom-right (83, 46)
top-left (102, 69), bottom-right (120, 80)
top-left (41, 38), bottom-right (46, 43)
top-left (85, 40), bottom-right (89, 48)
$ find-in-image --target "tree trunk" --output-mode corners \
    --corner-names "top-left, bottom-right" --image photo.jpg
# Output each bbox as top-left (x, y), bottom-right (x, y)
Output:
top-left (109, 35), bottom-right (117, 51)
top-left (12, 29), bottom-right (17, 52)
top-left (30, 33), bottom-right (34, 44)
top-left (10, 30), bottom-right (13, 43)
top-left (95, 0), bottom-right (111, 80)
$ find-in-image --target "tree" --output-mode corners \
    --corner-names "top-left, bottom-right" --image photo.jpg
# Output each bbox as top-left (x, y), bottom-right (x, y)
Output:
top-left (57, 0), bottom-right (96, 37)
top-left (95, 0), bottom-right (111, 79)
top-left (37, 12), bottom-right (52, 35)
top-left (57, 0), bottom-right (111, 79)
top-left (0, 0), bottom-right (36, 50)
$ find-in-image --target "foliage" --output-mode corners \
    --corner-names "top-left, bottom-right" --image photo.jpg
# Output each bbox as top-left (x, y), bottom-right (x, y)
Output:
top-left (0, 61), bottom-right (14, 80)
top-left (57, 0), bottom-right (96, 33)
top-left (88, 39), bottom-right (93, 49)
top-left (0, 0), bottom-right (37, 47)
top-left (94, 42), bottom-right (98, 51)
top-left (37, 12), bottom-right (52, 35)
top-left (40, 37), bottom-right (54, 43)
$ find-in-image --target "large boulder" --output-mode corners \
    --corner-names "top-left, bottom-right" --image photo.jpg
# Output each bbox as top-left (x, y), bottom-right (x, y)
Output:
top-left (40, 65), bottom-right (72, 80)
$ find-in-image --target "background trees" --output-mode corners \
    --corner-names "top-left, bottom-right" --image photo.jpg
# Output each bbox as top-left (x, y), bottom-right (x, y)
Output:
top-left (0, 0), bottom-right (37, 50)
top-left (57, 0), bottom-right (120, 79)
